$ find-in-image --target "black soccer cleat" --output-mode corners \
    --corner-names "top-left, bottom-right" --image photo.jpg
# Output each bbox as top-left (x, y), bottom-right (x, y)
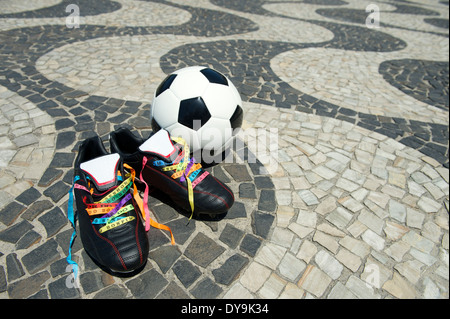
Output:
top-left (109, 127), bottom-right (235, 219)
top-left (70, 136), bottom-right (149, 274)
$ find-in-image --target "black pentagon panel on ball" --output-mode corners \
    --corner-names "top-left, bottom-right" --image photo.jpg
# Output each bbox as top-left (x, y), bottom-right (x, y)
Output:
top-left (230, 105), bottom-right (244, 131)
top-left (155, 74), bottom-right (177, 97)
top-left (178, 97), bottom-right (212, 130)
top-left (200, 68), bottom-right (229, 86)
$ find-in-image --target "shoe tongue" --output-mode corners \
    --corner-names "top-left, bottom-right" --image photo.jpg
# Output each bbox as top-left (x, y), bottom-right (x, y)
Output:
top-left (80, 153), bottom-right (121, 192)
top-left (139, 129), bottom-right (178, 162)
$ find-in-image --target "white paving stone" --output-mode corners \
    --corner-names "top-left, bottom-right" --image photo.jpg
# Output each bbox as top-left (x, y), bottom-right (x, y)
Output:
top-left (255, 243), bottom-right (287, 271)
top-left (315, 250), bottom-right (343, 280)
top-left (298, 266), bottom-right (332, 298)
top-left (278, 253), bottom-right (306, 282)
top-left (240, 262), bottom-right (272, 293)
top-left (361, 229), bottom-right (386, 251)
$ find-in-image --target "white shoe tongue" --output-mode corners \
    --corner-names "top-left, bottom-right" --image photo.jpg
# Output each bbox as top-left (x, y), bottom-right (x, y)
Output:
top-left (80, 153), bottom-right (121, 191)
top-left (139, 129), bottom-right (177, 160)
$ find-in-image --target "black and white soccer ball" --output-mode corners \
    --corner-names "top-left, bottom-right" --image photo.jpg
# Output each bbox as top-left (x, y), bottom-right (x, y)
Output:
top-left (151, 66), bottom-right (243, 155)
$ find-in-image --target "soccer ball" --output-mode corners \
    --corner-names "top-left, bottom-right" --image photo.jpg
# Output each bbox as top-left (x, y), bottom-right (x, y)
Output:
top-left (151, 66), bottom-right (243, 157)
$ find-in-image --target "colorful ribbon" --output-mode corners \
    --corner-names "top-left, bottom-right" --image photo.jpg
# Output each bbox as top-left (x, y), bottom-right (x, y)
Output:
top-left (66, 163), bottom-right (176, 280)
top-left (153, 136), bottom-right (208, 221)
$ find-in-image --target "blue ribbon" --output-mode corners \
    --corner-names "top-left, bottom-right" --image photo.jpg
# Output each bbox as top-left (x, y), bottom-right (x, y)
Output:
top-left (66, 176), bottom-right (80, 280)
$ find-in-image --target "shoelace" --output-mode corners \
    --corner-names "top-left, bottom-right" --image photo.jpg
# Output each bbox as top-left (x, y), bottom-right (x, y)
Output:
top-left (143, 136), bottom-right (209, 221)
top-left (67, 164), bottom-right (174, 281)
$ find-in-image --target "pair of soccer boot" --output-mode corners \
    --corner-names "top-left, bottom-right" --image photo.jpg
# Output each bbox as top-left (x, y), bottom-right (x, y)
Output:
top-left (67, 128), bottom-right (234, 275)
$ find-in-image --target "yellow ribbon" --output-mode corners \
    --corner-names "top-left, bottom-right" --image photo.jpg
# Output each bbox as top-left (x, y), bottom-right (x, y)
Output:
top-left (161, 136), bottom-right (196, 220)
top-left (99, 216), bottom-right (135, 233)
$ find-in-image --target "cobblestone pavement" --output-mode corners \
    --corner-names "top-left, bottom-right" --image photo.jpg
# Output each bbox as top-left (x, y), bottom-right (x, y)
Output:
top-left (0, 0), bottom-right (448, 299)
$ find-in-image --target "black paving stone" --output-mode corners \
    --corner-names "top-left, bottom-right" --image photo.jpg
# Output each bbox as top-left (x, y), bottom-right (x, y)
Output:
top-left (148, 228), bottom-right (172, 251)
top-left (97, 122), bottom-right (111, 136)
top-left (128, 116), bottom-right (150, 129)
top-left (7, 271), bottom-right (51, 299)
top-left (48, 275), bottom-right (80, 299)
top-left (59, 98), bottom-right (79, 108)
top-left (70, 107), bottom-right (87, 116)
top-left (424, 18), bottom-right (449, 29)
top-left (55, 118), bottom-right (75, 130)
top-left (172, 259), bottom-right (202, 288)
top-left (99, 104), bottom-right (121, 114)
top-left (0, 267), bottom-right (6, 293)
top-left (50, 258), bottom-right (72, 278)
top-left (80, 100), bottom-right (103, 110)
top-left (109, 113), bottom-right (131, 124)
top-left (46, 108), bottom-right (69, 117)
top-left (28, 289), bottom-right (49, 299)
top-left (400, 135), bottom-right (424, 149)
top-left (248, 161), bottom-right (267, 176)
top-left (165, 218), bottom-right (196, 245)
top-left (81, 250), bottom-right (100, 273)
top-left (55, 228), bottom-right (82, 258)
top-left (126, 268), bottom-right (168, 299)
top-left (0, 201), bottom-right (27, 226)
top-left (223, 164), bottom-right (253, 182)
top-left (94, 285), bottom-right (128, 299)
top-left (254, 176), bottom-right (275, 189)
top-left (420, 145), bottom-right (449, 164)
top-left (225, 201), bottom-right (247, 219)
top-left (80, 271), bottom-right (109, 295)
top-left (87, 95), bottom-right (108, 104)
top-left (15, 230), bottom-right (41, 250)
top-left (184, 233), bottom-right (226, 268)
top-left (105, 97), bottom-right (125, 108)
top-left (157, 281), bottom-right (190, 299)
top-left (74, 114), bottom-right (92, 124)
top-left (240, 233), bottom-right (262, 257)
top-left (212, 253), bottom-right (249, 285)
top-left (27, 93), bottom-right (46, 104)
top-left (258, 189), bottom-right (276, 212)
top-left (212, 165), bottom-right (231, 183)
top-left (38, 206), bottom-right (67, 237)
top-left (43, 181), bottom-right (70, 203)
top-left (49, 152), bottom-right (75, 168)
top-left (37, 100), bottom-right (58, 109)
top-left (239, 182), bottom-right (257, 199)
top-left (21, 199), bottom-right (52, 221)
top-left (44, 88), bottom-right (62, 98)
top-left (149, 245), bottom-right (182, 274)
top-left (219, 223), bottom-right (245, 249)
top-left (74, 121), bottom-right (96, 132)
top-left (190, 277), bottom-right (223, 299)
top-left (251, 211), bottom-right (275, 239)
top-left (152, 204), bottom-right (179, 224)
top-left (56, 131), bottom-right (76, 149)
top-left (122, 104), bottom-right (140, 114)
top-left (6, 253), bottom-right (25, 282)
top-left (64, 90), bottom-right (87, 99)
top-left (38, 168), bottom-right (64, 187)
top-left (21, 239), bottom-right (60, 275)
top-left (0, 220), bottom-right (33, 244)
top-left (0, 266), bottom-right (8, 292)
top-left (63, 169), bottom-right (75, 185)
